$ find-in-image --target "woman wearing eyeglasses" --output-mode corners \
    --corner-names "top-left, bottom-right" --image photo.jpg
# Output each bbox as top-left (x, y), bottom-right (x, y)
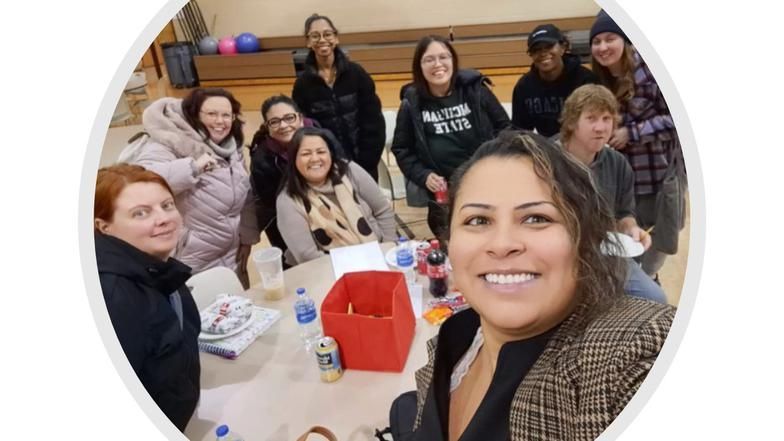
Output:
top-left (249, 95), bottom-right (321, 261)
top-left (292, 13), bottom-right (386, 181)
top-left (130, 88), bottom-right (259, 287)
top-left (391, 35), bottom-right (511, 242)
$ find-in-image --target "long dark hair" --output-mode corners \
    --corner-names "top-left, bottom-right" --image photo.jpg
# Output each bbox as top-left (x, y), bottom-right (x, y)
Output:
top-left (181, 88), bottom-right (244, 146)
top-left (249, 95), bottom-right (302, 152)
top-left (447, 129), bottom-right (626, 317)
top-left (284, 127), bottom-right (349, 208)
top-left (411, 35), bottom-right (460, 99)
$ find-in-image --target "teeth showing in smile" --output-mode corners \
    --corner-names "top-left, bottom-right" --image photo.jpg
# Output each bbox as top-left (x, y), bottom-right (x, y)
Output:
top-left (483, 273), bottom-right (537, 284)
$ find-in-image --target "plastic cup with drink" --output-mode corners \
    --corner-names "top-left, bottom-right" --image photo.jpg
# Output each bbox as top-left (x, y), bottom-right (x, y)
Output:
top-left (252, 247), bottom-right (286, 300)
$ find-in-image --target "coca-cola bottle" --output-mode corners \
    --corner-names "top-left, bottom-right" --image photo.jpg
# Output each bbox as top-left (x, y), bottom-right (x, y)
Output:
top-left (427, 240), bottom-right (448, 297)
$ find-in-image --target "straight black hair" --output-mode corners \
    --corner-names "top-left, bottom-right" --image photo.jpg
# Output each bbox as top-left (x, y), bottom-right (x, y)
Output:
top-left (411, 35), bottom-right (460, 99)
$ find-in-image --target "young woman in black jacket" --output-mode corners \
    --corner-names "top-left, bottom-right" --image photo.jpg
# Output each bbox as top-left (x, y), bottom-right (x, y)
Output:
top-left (391, 35), bottom-right (510, 241)
top-left (292, 14), bottom-right (386, 181)
top-left (511, 24), bottom-right (597, 137)
top-left (94, 164), bottom-right (200, 432)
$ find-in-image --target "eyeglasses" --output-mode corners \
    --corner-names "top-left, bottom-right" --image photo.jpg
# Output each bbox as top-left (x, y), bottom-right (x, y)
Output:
top-left (266, 113), bottom-right (299, 130)
top-left (421, 53), bottom-right (453, 67)
top-left (200, 111), bottom-right (236, 122)
top-left (307, 30), bottom-right (337, 42)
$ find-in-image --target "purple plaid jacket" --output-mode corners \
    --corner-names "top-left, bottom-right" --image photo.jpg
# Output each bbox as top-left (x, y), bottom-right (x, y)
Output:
top-left (622, 49), bottom-right (680, 195)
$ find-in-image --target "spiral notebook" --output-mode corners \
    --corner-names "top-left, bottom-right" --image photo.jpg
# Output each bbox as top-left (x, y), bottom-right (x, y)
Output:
top-left (198, 306), bottom-right (281, 359)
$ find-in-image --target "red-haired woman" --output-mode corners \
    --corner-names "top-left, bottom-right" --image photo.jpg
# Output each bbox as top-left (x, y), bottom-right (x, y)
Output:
top-left (94, 164), bottom-right (200, 431)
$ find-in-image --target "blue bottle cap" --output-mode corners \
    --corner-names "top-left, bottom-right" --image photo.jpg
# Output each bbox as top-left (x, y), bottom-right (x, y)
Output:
top-left (216, 425), bottom-right (229, 437)
top-left (296, 288), bottom-right (305, 295)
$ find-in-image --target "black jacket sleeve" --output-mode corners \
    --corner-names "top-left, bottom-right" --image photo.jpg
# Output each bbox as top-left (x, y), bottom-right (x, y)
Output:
top-left (511, 76), bottom-right (534, 130)
top-left (390, 100), bottom-right (433, 187)
top-left (249, 154), bottom-right (279, 233)
top-left (102, 276), bottom-right (148, 378)
top-left (353, 64), bottom-right (386, 172)
top-left (481, 84), bottom-right (512, 135)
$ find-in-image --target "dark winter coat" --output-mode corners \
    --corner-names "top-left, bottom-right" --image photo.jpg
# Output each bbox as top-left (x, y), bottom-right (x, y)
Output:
top-left (511, 53), bottom-right (597, 137)
top-left (95, 233), bottom-right (200, 431)
top-left (292, 49), bottom-right (385, 179)
top-left (391, 69), bottom-right (511, 188)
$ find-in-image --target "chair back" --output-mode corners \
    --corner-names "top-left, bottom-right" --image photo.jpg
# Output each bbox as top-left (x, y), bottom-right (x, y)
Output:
top-left (186, 266), bottom-right (244, 310)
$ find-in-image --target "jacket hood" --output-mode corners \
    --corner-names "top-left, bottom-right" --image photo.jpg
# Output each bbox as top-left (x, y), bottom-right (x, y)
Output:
top-left (142, 97), bottom-right (212, 160)
top-left (95, 232), bottom-right (192, 294)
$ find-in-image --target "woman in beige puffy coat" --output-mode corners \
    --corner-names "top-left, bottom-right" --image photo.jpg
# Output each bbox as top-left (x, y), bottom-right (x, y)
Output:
top-left (132, 88), bottom-right (259, 286)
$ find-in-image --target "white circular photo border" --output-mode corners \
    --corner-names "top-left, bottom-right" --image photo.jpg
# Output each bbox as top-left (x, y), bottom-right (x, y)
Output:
top-left (76, 1), bottom-right (705, 439)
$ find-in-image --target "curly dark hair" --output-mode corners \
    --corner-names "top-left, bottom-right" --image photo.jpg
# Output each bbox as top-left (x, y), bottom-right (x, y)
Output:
top-left (446, 129), bottom-right (627, 317)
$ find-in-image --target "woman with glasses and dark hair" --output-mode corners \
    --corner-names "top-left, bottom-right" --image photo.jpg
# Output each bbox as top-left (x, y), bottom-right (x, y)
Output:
top-left (276, 127), bottom-right (395, 265)
top-left (291, 13), bottom-right (386, 181)
top-left (391, 35), bottom-right (510, 242)
top-left (511, 24), bottom-right (597, 137)
top-left (130, 88), bottom-right (259, 287)
top-left (249, 94), bottom-right (322, 262)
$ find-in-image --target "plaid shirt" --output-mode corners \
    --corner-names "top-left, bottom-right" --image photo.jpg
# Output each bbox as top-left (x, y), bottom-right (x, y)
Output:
top-left (413, 298), bottom-right (675, 441)
top-left (622, 49), bottom-right (680, 195)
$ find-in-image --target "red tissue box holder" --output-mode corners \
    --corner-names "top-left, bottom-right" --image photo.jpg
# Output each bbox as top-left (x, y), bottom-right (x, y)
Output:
top-left (320, 271), bottom-right (415, 372)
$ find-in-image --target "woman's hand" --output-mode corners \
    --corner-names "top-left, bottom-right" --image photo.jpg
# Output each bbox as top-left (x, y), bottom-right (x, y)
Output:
top-left (425, 173), bottom-right (447, 193)
top-left (609, 127), bottom-right (630, 150)
top-left (236, 244), bottom-right (252, 289)
top-left (194, 153), bottom-right (218, 173)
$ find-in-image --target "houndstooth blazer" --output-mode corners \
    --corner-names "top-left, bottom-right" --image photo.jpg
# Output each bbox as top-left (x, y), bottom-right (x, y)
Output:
top-left (413, 297), bottom-right (675, 441)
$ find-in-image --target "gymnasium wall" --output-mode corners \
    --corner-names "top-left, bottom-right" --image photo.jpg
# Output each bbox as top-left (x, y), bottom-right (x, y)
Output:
top-left (191, 0), bottom-right (600, 39)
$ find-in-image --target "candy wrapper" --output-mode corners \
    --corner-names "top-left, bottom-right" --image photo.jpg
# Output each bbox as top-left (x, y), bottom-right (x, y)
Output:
top-left (423, 294), bottom-right (468, 325)
top-left (200, 294), bottom-right (253, 334)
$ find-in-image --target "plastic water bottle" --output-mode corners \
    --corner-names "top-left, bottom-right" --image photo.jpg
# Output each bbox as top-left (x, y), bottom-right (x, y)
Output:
top-left (395, 236), bottom-right (416, 284)
top-left (294, 287), bottom-right (323, 352)
top-left (215, 424), bottom-right (243, 441)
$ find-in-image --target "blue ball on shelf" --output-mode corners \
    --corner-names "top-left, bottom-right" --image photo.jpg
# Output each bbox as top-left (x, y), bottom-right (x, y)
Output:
top-left (235, 32), bottom-right (260, 53)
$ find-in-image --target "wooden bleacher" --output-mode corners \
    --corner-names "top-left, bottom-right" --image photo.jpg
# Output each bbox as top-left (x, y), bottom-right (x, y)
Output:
top-left (195, 16), bottom-right (594, 86)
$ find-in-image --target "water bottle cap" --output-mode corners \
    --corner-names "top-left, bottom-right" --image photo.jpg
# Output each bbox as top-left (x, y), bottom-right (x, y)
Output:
top-left (296, 288), bottom-right (305, 295)
top-left (398, 236), bottom-right (408, 243)
top-left (216, 425), bottom-right (229, 437)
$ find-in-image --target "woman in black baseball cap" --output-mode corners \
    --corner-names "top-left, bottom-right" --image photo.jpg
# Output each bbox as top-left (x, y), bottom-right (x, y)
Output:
top-left (511, 24), bottom-right (597, 137)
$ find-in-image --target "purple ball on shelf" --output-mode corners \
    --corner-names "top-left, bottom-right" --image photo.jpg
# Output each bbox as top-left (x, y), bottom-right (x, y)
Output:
top-left (235, 32), bottom-right (260, 53)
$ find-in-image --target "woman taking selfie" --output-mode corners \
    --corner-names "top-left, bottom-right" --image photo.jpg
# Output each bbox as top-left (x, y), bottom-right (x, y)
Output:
top-left (292, 13), bottom-right (386, 181)
top-left (249, 95), bottom-right (321, 260)
top-left (94, 164), bottom-right (200, 431)
top-left (132, 88), bottom-right (259, 287)
top-left (391, 35), bottom-right (510, 241)
top-left (276, 127), bottom-right (395, 265)
top-left (408, 131), bottom-right (674, 440)
top-left (590, 10), bottom-right (686, 279)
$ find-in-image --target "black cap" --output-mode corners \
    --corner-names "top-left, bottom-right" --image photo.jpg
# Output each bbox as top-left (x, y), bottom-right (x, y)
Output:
top-left (589, 10), bottom-right (629, 43)
top-left (527, 24), bottom-right (563, 50)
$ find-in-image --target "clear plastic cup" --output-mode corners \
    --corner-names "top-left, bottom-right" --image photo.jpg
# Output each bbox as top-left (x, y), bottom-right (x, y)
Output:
top-left (252, 247), bottom-right (285, 300)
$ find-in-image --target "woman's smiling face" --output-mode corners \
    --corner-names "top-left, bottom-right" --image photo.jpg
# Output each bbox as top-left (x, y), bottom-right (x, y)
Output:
top-left (448, 155), bottom-right (578, 339)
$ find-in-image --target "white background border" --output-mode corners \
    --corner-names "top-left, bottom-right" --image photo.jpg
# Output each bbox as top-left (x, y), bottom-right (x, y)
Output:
top-left (2, 0), bottom-right (782, 439)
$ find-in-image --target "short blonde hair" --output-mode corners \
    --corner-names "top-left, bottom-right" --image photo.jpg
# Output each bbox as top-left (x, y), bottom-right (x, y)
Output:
top-left (559, 84), bottom-right (621, 143)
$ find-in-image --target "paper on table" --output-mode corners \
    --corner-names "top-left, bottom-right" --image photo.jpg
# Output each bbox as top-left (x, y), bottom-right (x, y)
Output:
top-left (407, 283), bottom-right (423, 317)
top-left (329, 242), bottom-right (390, 279)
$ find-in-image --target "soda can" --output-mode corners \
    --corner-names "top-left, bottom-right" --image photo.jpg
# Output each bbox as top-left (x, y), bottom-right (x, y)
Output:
top-left (416, 241), bottom-right (431, 275)
top-left (315, 336), bottom-right (343, 382)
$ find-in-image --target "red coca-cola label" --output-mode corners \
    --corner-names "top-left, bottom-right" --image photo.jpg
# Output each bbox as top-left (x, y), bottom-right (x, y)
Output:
top-left (427, 264), bottom-right (447, 279)
top-left (435, 189), bottom-right (448, 204)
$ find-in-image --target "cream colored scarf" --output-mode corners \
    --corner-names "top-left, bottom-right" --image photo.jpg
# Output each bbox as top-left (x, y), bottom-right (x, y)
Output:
top-left (301, 175), bottom-right (378, 251)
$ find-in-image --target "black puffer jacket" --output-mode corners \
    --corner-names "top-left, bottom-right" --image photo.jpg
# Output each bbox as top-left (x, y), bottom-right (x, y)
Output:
top-left (95, 233), bottom-right (200, 431)
top-left (292, 49), bottom-right (385, 179)
top-left (391, 69), bottom-right (511, 188)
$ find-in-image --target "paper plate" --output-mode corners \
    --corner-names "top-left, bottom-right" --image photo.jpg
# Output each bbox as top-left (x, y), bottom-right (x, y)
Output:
top-left (601, 232), bottom-right (645, 258)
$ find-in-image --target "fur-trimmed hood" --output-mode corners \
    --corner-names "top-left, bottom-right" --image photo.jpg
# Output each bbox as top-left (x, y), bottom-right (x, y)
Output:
top-left (142, 97), bottom-right (211, 160)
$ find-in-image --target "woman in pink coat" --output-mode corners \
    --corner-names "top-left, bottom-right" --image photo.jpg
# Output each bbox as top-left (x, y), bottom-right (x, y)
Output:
top-left (132, 88), bottom-right (259, 287)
